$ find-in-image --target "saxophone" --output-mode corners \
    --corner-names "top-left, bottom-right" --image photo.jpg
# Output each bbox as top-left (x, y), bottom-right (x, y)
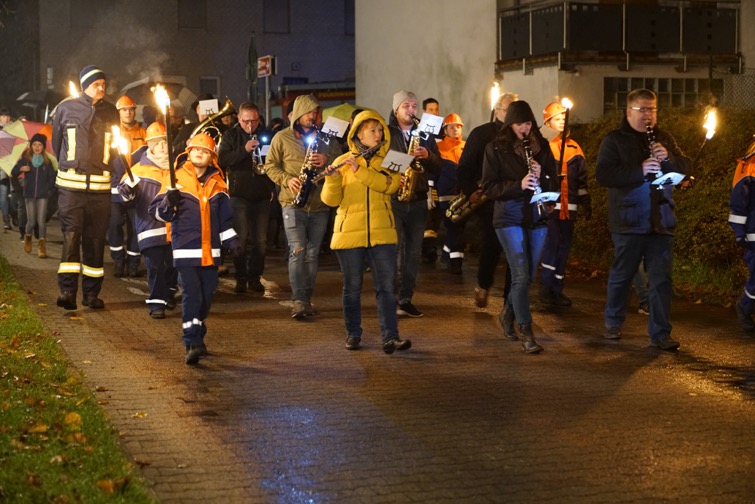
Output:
top-left (397, 115), bottom-right (425, 202)
top-left (522, 137), bottom-right (546, 221)
top-left (445, 189), bottom-right (488, 223)
top-left (293, 128), bottom-right (321, 208)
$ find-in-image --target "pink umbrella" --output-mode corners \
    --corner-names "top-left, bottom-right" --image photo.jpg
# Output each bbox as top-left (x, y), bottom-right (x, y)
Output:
top-left (0, 120), bottom-right (57, 172)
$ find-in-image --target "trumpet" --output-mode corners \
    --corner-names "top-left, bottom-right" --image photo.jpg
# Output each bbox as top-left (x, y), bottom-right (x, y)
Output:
top-left (522, 137), bottom-right (545, 221)
top-left (397, 115), bottom-right (425, 202)
top-left (251, 134), bottom-right (265, 174)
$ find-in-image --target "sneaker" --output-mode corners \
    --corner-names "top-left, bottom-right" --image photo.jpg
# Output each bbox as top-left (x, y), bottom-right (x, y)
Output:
top-left (150, 309), bottom-right (165, 319)
top-left (345, 337), bottom-right (361, 350)
top-left (81, 296), bottom-right (105, 309)
top-left (652, 336), bottom-right (680, 351)
top-left (234, 279), bottom-right (247, 293)
top-left (396, 302), bottom-right (423, 318)
top-left (382, 337), bottom-right (412, 354)
top-left (604, 326), bottom-right (622, 340)
top-left (735, 302), bottom-right (755, 332)
top-left (638, 303), bottom-right (650, 316)
top-left (185, 345), bottom-right (202, 365)
top-left (56, 291), bottom-right (77, 311)
top-left (248, 278), bottom-right (265, 293)
top-left (291, 300), bottom-right (307, 319)
top-left (474, 287), bottom-right (489, 308)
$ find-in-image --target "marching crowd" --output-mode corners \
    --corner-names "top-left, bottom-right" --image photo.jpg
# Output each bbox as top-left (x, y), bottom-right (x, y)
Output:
top-left (6, 62), bottom-right (755, 366)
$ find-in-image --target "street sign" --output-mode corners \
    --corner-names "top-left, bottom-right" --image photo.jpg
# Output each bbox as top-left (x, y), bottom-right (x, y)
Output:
top-left (258, 55), bottom-right (274, 78)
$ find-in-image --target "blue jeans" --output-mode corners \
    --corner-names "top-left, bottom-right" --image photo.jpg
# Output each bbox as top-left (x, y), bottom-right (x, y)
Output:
top-left (605, 233), bottom-right (673, 343)
top-left (496, 225), bottom-right (548, 326)
top-left (25, 198), bottom-right (49, 238)
top-left (0, 183), bottom-right (9, 220)
top-left (392, 198), bottom-right (427, 305)
top-left (231, 196), bottom-right (271, 280)
top-left (335, 244), bottom-right (399, 342)
top-left (281, 205), bottom-right (329, 303)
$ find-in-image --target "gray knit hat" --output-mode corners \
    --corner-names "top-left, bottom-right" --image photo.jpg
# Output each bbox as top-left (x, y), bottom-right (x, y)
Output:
top-left (392, 91), bottom-right (418, 112)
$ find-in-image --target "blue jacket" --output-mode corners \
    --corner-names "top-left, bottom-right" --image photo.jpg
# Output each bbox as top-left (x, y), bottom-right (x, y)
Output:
top-left (149, 160), bottom-right (239, 267)
top-left (118, 149), bottom-right (171, 252)
top-left (11, 153), bottom-right (57, 199)
top-left (596, 118), bottom-right (689, 235)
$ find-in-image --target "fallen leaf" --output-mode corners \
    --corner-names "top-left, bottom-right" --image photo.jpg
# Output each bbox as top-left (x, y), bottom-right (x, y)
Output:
top-left (97, 480), bottom-right (116, 494)
top-left (50, 455), bottom-right (64, 464)
top-left (98, 399), bottom-right (109, 405)
top-left (69, 316), bottom-right (85, 320)
top-left (82, 360), bottom-right (92, 364)
top-left (38, 303), bottom-right (48, 307)
top-left (132, 411), bottom-right (148, 418)
top-left (694, 299), bottom-right (702, 304)
top-left (64, 412), bottom-right (82, 427)
top-left (28, 423), bottom-right (48, 434)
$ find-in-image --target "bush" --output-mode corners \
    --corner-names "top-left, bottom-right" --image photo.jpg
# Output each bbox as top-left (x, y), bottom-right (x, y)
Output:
top-left (570, 107), bottom-right (755, 304)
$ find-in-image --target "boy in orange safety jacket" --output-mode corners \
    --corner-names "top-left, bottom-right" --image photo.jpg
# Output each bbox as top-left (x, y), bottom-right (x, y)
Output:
top-left (729, 140), bottom-right (755, 332)
top-left (149, 133), bottom-right (241, 365)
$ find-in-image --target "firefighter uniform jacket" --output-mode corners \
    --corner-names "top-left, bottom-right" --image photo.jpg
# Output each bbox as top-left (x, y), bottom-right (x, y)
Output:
top-left (729, 149), bottom-right (755, 244)
top-left (52, 93), bottom-right (118, 192)
top-left (548, 136), bottom-right (590, 220)
top-left (117, 148), bottom-right (171, 252)
top-left (150, 161), bottom-right (239, 268)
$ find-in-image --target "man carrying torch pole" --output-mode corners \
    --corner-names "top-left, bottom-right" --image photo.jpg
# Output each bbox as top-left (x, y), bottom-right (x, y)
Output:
top-left (538, 98), bottom-right (591, 308)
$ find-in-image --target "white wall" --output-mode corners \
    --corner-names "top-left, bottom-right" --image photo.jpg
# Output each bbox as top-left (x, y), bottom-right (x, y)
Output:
top-left (356, 0), bottom-right (497, 130)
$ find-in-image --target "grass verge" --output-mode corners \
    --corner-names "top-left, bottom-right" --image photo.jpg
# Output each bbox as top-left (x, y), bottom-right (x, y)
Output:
top-left (0, 255), bottom-right (157, 503)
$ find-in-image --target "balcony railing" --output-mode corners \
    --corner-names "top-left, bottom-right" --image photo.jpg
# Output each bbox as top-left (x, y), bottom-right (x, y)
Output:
top-left (498, 1), bottom-right (741, 71)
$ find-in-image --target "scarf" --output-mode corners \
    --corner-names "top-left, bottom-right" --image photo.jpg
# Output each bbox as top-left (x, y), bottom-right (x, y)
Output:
top-left (32, 153), bottom-right (44, 168)
top-left (147, 150), bottom-right (170, 170)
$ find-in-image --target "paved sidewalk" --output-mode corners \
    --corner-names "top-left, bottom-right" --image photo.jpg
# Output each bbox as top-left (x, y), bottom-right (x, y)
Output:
top-left (2, 224), bottom-right (754, 503)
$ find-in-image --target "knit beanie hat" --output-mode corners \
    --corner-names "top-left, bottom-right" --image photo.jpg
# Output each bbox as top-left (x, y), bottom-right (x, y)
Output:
top-left (501, 101), bottom-right (538, 131)
top-left (30, 133), bottom-right (47, 146)
top-left (79, 65), bottom-right (106, 91)
top-left (392, 91), bottom-right (418, 112)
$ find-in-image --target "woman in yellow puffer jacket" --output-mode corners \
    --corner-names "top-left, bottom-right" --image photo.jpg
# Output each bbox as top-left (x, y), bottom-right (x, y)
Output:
top-left (321, 110), bottom-right (412, 355)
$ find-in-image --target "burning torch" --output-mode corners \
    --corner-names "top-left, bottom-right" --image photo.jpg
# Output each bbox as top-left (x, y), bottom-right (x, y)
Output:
top-left (111, 125), bottom-right (134, 183)
top-left (489, 82), bottom-right (501, 122)
top-left (687, 107), bottom-right (717, 189)
top-left (557, 97), bottom-right (573, 179)
top-left (153, 84), bottom-right (177, 188)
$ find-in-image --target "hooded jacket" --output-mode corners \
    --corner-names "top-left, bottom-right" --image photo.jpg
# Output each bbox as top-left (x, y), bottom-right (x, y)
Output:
top-left (52, 93), bottom-right (118, 192)
top-left (321, 111), bottom-right (400, 249)
top-left (149, 159), bottom-right (239, 267)
top-left (596, 117), bottom-right (689, 235)
top-left (263, 94), bottom-right (341, 211)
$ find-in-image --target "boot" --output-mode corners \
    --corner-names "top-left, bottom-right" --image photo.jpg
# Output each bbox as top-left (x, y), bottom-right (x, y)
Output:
top-left (498, 303), bottom-right (518, 341)
top-left (2, 213), bottom-right (10, 231)
top-left (518, 324), bottom-right (544, 354)
top-left (113, 260), bottom-right (125, 277)
top-left (37, 238), bottom-right (47, 258)
top-left (23, 234), bottom-right (32, 254)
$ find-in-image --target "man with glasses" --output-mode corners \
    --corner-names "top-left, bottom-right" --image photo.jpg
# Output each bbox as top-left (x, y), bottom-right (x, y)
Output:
top-left (596, 88), bottom-right (690, 350)
top-left (457, 93), bottom-right (516, 313)
top-left (52, 65), bottom-right (119, 310)
top-left (219, 102), bottom-right (274, 294)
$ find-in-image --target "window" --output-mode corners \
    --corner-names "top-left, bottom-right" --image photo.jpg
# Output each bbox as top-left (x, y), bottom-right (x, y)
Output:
top-left (264, 0), bottom-right (290, 34)
top-left (603, 77), bottom-right (723, 114)
top-left (199, 77), bottom-right (220, 98)
top-left (178, 0), bottom-right (206, 30)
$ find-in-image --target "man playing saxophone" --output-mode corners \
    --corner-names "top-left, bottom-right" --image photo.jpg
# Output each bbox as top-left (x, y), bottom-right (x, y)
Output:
top-left (388, 90), bottom-right (441, 318)
top-left (264, 94), bottom-right (341, 319)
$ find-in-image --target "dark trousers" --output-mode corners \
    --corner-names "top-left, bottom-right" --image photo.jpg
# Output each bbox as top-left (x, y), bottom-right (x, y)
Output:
top-left (177, 266), bottom-right (218, 348)
top-left (57, 189), bottom-right (111, 298)
top-left (477, 200), bottom-right (511, 298)
top-left (739, 248), bottom-right (755, 315)
top-left (230, 196), bottom-right (271, 281)
top-left (108, 201), bottom-right (140, 267)
top-left (540, 215), bottom-right (575, 294)
top-left (143, 245), bottom-right (177, 313)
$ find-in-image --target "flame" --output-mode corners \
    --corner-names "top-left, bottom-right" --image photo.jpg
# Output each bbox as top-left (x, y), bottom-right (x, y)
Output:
top-left (561, 97), bottom-right (573, 110)
top-left (703, 108), bottom-right (717, 140)
top-left (68, 81), bottom-right (80, 98)
top-left (490, 82), bottom-right (501, 110)
top-left (154, 84), bottom-right (171, 114)
top-left (111, 125), bottom-right (121, 150)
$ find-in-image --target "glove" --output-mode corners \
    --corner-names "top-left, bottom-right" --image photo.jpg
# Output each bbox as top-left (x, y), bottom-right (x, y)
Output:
top-left (166, 189), bottom-right (181, 208)
top-left (736, 236), bottom-right (748, 249)
top-left (119, 184), bottom-right (136, 201)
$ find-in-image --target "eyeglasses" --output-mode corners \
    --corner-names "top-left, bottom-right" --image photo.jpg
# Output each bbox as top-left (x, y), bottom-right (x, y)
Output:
top-left (629, 107), bottom-right (657, 113)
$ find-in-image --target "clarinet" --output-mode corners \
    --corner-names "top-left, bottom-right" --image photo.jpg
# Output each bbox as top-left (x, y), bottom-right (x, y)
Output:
top-left (522, 137), bottom-right (545, 221)
top-left (645, 121), bottom-right (661, 183)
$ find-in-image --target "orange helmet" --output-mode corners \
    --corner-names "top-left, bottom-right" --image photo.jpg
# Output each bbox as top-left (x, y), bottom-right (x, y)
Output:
top-left (543, 102), bottom-right (566, 124)
top-left (145, 122), bottom-right (167, 142)
top-left (116, 95), bottom-right (136, 110)
top-left (187, 132), bottom-right (217, 158)
top-left (442, 113), bottom-right (463, 127)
